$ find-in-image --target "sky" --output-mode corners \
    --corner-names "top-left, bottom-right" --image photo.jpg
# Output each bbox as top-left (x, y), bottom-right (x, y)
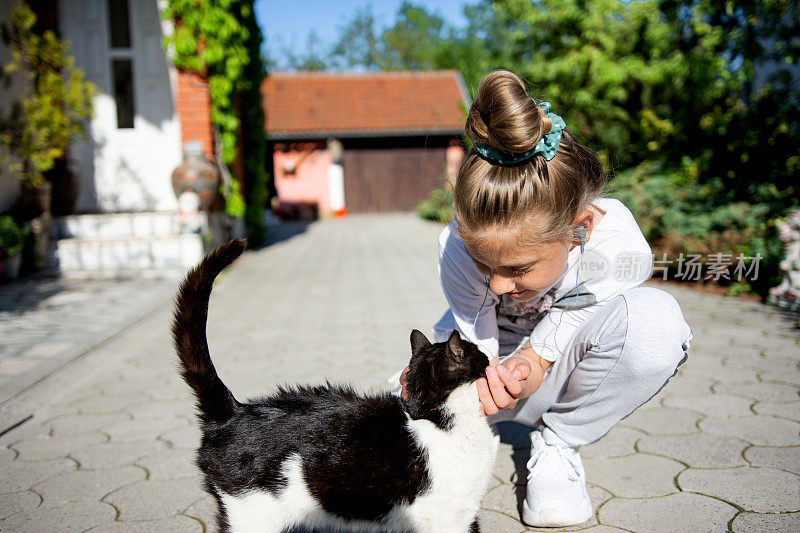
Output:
top-left (254, 0), bottom-right (471, 68)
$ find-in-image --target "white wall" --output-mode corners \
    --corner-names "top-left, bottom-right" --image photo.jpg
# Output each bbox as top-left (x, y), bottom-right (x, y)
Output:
top-left (60, 0), bottom-right (182, 213)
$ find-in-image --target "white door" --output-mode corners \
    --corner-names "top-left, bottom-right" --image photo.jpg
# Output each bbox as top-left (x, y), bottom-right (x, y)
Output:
top-left (60, 0), bottom-right (181, 213)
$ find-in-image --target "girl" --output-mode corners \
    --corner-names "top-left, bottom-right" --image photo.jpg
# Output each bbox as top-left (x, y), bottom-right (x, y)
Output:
top-left (404, 70), bottom-right (692, 527)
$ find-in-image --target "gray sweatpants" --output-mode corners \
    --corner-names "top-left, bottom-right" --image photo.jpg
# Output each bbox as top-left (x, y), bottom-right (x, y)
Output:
top-left (435, 286), bottom-right (692, 448)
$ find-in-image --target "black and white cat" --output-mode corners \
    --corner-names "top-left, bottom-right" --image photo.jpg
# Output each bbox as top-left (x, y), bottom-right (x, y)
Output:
top-left (172, 240), bottom-right (498, 533)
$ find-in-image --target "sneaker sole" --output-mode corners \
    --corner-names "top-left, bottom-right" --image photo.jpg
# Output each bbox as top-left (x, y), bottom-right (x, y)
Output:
top-left (521, 497), bottom-right (593, 527)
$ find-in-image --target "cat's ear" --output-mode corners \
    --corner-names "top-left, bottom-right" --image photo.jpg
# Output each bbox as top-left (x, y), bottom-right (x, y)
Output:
top-left (410, 329), bottom-right (432, 355)
top-left (446, 330), bottom-right (464, 360)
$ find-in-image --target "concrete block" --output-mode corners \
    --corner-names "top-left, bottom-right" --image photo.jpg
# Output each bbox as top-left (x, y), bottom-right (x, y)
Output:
top-left (11, 432), bottom-right (106, 461)
top-left (700, 415), bottom-right (800, 446)
top-left (0, 501), bottom-right (116, 532)
top-left (678, 466), bottom-right (800, 512)
top-left (713, 381), bottom-right (800, 402)
top-left (0, 491), bottom-right (40, 520)
top-left (0, 458), bottom-right (75, 492)
top-left (584, 454), bottom-right (684, 498)
top-left (731, 511), bottom-right (800, 532)
top-left (662, 393), bottom-right (755, 419)
top-left (33, 466), bottom-right (145, 507)
top-left (619, 407), bottom-right (701, 435)
top-left (598, 492), bottom-right (736, 533)
top-left (580, 426), bottom-right (642, 459)
top-left (636, 432), bottom-right (749, 468)
top-left (70, 440), bottom-right (169, 471)
top-left (134, 448), bottom-right (199, 480)
top-left (745, 445), bottom-right (800, 474)
top-left (104, 479), bottom-right (207, 521)
top-left (752, 400), bottom-right (800, 422)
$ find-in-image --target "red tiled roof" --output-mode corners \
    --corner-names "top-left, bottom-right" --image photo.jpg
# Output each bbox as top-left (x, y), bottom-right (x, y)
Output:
top-left (262, 70), bottom-right (469, 139)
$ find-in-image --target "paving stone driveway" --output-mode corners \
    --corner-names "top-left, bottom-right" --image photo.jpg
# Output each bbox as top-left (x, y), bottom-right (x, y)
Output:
top-left (0, 213), bottom-right (798, 532)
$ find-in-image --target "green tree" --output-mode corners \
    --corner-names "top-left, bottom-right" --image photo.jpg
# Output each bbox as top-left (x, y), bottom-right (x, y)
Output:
top-left (661, 0), bottom-right (800, 208)
top-left (330, 7), bottom-right (384, 70)
top-left (381, 3), bottom-right (449, 69)
top-left (283, 31), bottom-right (329, 71)
top-left (0, 2), bottom-right (95, 186)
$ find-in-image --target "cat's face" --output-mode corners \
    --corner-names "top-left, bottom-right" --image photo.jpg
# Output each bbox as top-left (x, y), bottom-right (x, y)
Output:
top-left (402, 330), bottom-right (487, 422)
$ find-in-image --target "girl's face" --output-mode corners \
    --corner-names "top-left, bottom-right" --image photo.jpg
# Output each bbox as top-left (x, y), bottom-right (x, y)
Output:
top-left (463, 230), bottom-right (572, 302)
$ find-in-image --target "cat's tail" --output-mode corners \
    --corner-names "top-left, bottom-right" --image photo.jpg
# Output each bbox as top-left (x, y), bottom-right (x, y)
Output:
top-left (172, 239), bottom-right (246, 424)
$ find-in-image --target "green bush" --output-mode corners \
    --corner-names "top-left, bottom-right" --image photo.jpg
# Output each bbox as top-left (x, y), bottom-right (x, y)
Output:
top-left (609, 160), bottom-right (786, 295)
top-left (609, 161), bottom-right (779, 258)
top-left (0, 216), bottom-right (26, 259)
top-left (416, 186), bottom-right (453, 224)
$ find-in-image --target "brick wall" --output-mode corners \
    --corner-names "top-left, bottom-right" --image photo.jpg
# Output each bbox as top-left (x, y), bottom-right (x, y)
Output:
top-left (175, 70), bottom-right (214, 160)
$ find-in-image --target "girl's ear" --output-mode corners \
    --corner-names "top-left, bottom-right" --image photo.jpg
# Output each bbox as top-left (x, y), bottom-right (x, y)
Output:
top-left (572, 210), bottom-right (595, 248)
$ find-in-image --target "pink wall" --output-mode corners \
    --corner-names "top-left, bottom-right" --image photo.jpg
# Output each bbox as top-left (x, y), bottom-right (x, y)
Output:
top-left (274, 139), bottom-right (464, 213)
top-left (273, 143), bottom-right (332, 211)
top-left (446, 141), bottom-right (465, 185)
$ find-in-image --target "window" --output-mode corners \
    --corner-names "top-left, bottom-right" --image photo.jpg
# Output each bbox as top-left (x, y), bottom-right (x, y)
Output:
top-left (107, 0), bottom-right (134, 128)
top-left (111, 59), bottom-right (134, 128)
top-left (107, 0), bottom-right (131, 48)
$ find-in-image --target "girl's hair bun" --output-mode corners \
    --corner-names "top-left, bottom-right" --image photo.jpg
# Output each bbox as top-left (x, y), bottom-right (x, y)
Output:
top-left (466, 70), bottom-right (551, 154)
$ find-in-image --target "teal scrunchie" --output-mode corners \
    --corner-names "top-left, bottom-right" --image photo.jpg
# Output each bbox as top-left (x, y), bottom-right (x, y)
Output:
top-left (472, 101), bottom-right (566, 165)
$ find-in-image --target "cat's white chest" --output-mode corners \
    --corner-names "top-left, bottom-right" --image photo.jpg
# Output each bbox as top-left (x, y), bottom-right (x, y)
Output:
top-left (404, 383), bottom-right (499, 532)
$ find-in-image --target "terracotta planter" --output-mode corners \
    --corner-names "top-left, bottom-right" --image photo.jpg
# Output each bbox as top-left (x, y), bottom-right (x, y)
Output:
top-left (47, 159), bottom-right (80, 216)
top-left (172, 142), bottom-right (222, 211)
top-left (17, 181), bottom-right (52, 220)
top-left (1, 252), bottom-right (21, 279)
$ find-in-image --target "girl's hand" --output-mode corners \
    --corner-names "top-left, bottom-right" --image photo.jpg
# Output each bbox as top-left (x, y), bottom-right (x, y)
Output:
top-left (477, 357), bottom-right (532, 416)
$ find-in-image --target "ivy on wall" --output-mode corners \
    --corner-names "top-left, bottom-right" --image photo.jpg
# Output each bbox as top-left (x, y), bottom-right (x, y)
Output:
top-left (163, 0), bottom-right (268, 243)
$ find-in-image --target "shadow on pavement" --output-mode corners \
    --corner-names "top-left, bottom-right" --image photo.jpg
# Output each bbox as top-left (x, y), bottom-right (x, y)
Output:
top-left (255, 219), bottom-right (314, 249)
top-left (0, 275), bottom-right (65, 314)
top-left (495, 421), bottom-right (533, 517)
top-left (773, 307), bottom-right (800, 337)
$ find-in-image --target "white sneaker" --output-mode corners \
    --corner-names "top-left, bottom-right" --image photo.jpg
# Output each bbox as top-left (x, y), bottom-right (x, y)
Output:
top-left (522, 430), bottom-right (592, 527)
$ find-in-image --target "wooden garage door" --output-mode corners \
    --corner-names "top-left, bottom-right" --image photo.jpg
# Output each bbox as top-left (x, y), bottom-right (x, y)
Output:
top-left (342, 147), bottom-right (446, 212)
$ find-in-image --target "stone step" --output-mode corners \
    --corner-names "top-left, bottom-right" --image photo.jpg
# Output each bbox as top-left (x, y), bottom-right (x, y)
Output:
top-left (48, 234), bottom-right (205, 279)
top-left (50, 212), bottom-right (180, 240)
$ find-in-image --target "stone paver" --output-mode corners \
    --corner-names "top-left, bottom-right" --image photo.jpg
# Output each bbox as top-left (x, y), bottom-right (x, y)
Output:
top-left (597, 492), bottom-right (737, 533)
top-left (71, 440), bottom-right (170, 470)
top-left (96, 514), bottom-right (204, 531)
top-left (1, 458), bottom-right (76, 493)
top-left (700, 415), bottom-right (800, 446)
top-left (744, 445), bottom-right (800, 474)
top-left (678, 466), bottom-right (800, 512)
top-left (104, 478), bottom-right (208, 521)
top-left (0, 490), bottom-right (40, 520)
top-left (584, 454), bottom-right (684, 498)
top-left (662, 393), bottom-right (755, 418)
top-left (730, 511), bottom-right (800, 532)
top-left (618, 406), bottom-right (701, 435)
top-left (752, 400), bottom-right (800, 421)
top-left (33, 466), bottom-right (145, 507)
top-left (713, 380), bottom-right (800, 401)
top-left (579, 426), bottom-right (641, 459)
top-left (0, 276), bottom-right (176, 407)
top-left (0, 213), bottom-right (798, 532)
top-left (10, 432), bottom-right (107, 461)
top-left (636, 432), bottom-right (749, 468)
top-left (0, 500), bottom-right (116, 532)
